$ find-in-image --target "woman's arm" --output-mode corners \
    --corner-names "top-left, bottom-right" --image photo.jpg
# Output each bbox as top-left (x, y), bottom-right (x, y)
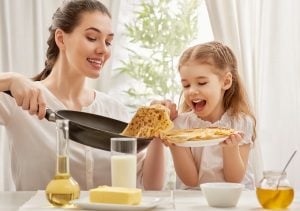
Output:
top-left (170, 145), bottom-right (199, 187)
top-left (142, 138), bottom-right (165, 190)
top-left (0, 72), bottom-right (46, 119)
top-left (0, 72), bottom-right (17, 91)
top-left (222, 133), bottom-right (251, 182)
top-left (142, 99), bottom-right (178, 190)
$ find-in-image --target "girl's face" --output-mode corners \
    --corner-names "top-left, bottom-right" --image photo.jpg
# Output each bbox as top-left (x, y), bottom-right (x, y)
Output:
top-left (180, 62), bottom-right (231, 122)
top-left (59, 11), bottom-right (113, 79)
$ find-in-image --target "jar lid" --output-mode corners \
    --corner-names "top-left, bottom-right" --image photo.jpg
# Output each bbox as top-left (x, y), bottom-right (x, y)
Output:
top-left (263, 170), bottom-right (286, 177)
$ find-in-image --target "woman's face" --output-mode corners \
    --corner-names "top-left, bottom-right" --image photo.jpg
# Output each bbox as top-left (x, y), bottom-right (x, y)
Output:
top-left (180, 62), bottom-right (229, 122)
top-left (61, 11), bottom-right (113, 79)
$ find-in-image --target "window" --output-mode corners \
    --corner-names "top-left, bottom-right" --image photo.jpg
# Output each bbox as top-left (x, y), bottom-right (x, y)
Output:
top-left (109, 0), bottom-right (213, 113)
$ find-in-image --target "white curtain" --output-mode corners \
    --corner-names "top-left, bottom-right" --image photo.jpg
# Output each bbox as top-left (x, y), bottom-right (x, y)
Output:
top-left (0, 0), bottom-right (119, 191)
top-left (206, 0), bottom-right (300, 188)
top-left (0, 0), bottom-right (65, 191)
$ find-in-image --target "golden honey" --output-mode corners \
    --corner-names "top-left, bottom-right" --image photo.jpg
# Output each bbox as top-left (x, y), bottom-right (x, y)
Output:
top-left (256, 187), bottom-right (294, 209)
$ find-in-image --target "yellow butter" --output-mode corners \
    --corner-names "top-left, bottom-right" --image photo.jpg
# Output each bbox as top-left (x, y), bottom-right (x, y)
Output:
top-left (89, 186), bottom-right (142, 205)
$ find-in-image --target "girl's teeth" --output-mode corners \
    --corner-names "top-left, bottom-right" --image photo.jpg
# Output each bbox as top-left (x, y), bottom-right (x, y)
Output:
top-left (193, 99), bottom-right (202, 103)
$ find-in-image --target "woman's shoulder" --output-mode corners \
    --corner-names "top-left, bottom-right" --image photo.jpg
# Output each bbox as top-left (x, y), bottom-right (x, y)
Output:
top-left (94, 90), bottom-right (124, 107)
top-left (94, 90), bottom-right (115, 101)
top-left (92, 90), bottom-right (130, 122)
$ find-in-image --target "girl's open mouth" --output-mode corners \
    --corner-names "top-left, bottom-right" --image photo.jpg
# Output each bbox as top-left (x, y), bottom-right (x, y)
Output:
top-left (192, 99), bottom-right (206, 111)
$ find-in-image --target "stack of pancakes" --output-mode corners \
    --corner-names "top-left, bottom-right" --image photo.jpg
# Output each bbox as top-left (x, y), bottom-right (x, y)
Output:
top-left (121, 104), bottom-right (173, 138)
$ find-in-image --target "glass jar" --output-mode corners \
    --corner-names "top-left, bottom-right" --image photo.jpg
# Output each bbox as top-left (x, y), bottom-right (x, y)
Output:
top-left (45, 119), bottom-right (80, 207)
top-left (256, 170), bottom-right (294, 209)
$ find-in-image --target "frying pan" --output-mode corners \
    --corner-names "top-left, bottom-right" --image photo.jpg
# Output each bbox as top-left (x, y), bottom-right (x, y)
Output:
top-left (3, 91), bottom-right (152, 152)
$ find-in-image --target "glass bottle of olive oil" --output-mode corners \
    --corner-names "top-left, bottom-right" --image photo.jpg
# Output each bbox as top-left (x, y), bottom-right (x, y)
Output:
top-left (46, 119), bottom-right (80, 207)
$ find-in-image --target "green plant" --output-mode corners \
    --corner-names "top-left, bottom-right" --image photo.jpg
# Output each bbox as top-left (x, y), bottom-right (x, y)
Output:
top-left (116, 0), bottom-right (200, 108)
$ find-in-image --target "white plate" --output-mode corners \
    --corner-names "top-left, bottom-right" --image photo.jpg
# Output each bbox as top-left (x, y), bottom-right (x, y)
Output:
top-left (72, 196), bottom-right (162, 211)
top-left (175, 137), bottom-right (228, 147)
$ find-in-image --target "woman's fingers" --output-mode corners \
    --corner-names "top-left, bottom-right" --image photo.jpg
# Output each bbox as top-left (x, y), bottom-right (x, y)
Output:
top-left (10, 76), bottom-right (47, 119)
top-left (21, 94), bottom-right (31, 110)
top-left (37, 91), bottom-right (47, 119)
top-left (150, 99), bottom-right (178, 120)
top-left (164, 100), bottom-right (178, 120)
top-left (28, 90), bottom-right (39, 115)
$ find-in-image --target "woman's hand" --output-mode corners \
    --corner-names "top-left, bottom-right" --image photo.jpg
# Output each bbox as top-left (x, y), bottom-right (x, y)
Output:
top-left (220, 132), bottom-right (244, 148)
top-left (9, 73), bottom-right (46, 119)
top-left (150, 99), bottom-right (178, 147)
top-left (150, 99), bottom-right (178, 120)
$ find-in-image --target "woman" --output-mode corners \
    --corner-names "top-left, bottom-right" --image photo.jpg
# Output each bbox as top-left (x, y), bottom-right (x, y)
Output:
top-left (0, 0), bottom-right (165, 191)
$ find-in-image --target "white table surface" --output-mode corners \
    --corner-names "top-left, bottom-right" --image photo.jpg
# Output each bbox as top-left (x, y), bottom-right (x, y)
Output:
top-left (1, 190), bottom-right (300, 211)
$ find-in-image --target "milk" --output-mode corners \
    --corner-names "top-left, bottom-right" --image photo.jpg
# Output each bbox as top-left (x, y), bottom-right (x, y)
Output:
top-left (111, 154), bottom-right (137, 188)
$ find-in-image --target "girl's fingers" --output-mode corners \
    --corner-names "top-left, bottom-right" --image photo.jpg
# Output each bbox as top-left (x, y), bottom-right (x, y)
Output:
top-left (220, 133), bottom-right (242, 147)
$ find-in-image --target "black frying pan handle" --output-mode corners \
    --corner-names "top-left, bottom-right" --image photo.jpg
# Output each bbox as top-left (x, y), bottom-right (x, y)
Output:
top-left (45, 108), bottom-right (56, 122)
top-left (3, 90), bottom-right (57, 122)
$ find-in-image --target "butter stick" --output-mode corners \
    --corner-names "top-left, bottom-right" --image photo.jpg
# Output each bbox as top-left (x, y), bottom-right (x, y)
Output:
top-left (89, 186), bottom-right (142, 205)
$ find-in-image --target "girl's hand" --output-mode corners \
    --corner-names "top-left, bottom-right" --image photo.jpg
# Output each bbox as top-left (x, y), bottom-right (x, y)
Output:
top-left (150, 99), bottom-right (178, 120)
top-left (219, 132), bottom-right (244, 148)
top-left (160, 138), bottom-right (173, 147)
top-left (9, 74), bottom-right (46, 119)
top-left (157, 133), bottom-right (176, 148)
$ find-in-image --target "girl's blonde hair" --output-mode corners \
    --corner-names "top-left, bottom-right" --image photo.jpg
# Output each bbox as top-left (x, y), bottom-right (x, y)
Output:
top-left (178, 41), bottom-right (256, 139)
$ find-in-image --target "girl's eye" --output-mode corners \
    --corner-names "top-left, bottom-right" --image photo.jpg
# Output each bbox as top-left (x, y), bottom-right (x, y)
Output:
top-left (198, 82), bottom-right (207, 86)
top-left (182, 84), bottom-right (190, 88)
top-left (87, 37), bottom-right (96, 42)
top-left (105, 41), bottom-right (112, 47)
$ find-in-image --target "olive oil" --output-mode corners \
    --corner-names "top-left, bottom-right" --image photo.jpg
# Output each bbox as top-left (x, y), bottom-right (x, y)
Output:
top-left (46, 172), bottom-right (80, 206)
top-left (46, 120), bottom-right (80, 207)
top-left (256, 187), bottom-right (294, 209)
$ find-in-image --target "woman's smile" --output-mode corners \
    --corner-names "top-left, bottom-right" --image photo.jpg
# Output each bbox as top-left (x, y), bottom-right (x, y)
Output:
top-left (87, 57), bottom-right (103, 70)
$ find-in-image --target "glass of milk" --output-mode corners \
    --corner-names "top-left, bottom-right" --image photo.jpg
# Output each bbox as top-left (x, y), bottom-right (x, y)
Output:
top-left (111, 137), bottom-right (137, 188)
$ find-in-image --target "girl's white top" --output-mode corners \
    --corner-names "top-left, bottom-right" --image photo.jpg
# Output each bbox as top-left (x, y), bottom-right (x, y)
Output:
top-left (174, 111), bottom-right (255, 190)
top-left (0, 83), bottom-right (146, 190)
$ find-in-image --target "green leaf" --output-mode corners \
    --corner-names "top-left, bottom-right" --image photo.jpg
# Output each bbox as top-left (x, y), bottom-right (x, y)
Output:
top-left (114, 0), bottom-right (201, 109)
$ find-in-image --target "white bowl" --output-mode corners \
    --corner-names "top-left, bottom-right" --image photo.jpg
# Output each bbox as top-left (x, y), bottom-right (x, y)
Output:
top-left (200, 182), bottom-right (244, 208)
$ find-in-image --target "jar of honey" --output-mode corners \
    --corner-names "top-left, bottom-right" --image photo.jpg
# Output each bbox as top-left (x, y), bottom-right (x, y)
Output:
top-left (256, 170), bottom-right (294, 209)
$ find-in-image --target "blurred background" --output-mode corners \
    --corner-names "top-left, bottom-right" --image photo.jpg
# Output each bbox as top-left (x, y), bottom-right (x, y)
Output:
top-left (1, 0), bottom-right (300, 190)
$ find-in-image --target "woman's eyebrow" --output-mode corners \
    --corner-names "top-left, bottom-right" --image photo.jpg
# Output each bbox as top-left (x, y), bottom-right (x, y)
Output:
top-left (85, 27), bottom-right (114, 37)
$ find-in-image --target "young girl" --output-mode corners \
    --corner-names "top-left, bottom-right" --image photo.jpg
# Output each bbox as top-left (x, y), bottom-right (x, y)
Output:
top-left (168, 41), bottom-right (256, 189)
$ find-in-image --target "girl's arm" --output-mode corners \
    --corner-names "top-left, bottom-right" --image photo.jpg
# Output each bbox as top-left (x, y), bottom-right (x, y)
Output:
top-left (170, 145), bottom-right (199, 187)
top-left (222, 133), bottom-right (251, 182)
top-left (142, 138), bottom-right (165, 190)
